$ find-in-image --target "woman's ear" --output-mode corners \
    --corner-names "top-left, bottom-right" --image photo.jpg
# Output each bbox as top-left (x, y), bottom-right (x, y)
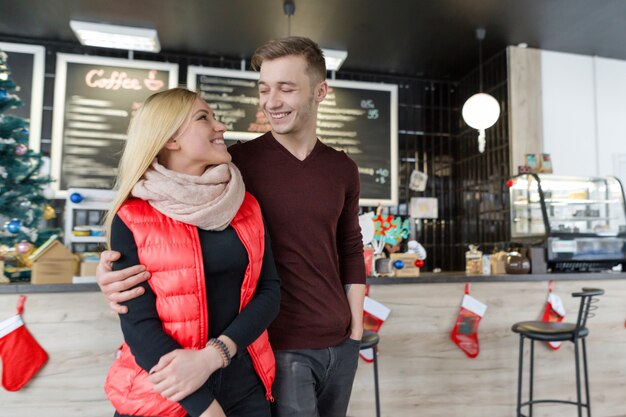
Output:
top-left (163, 138), bottom-right (180, 151)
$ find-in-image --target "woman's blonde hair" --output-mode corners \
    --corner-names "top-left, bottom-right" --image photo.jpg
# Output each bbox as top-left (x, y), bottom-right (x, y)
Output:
top-left (104, 87), bottom-right (201, 247)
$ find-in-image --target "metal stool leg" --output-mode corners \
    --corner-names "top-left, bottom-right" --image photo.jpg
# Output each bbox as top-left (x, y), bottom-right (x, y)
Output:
top-left (529, 339), bottom-right (535, 417)
top-left (516, 335), bottom-right (524, 417)
top-left (582, 338), bottom-right (591, 417)
top-left (574, 338), bottom-right (583, 417)
top-left (372, 345), bottom-right (381, 417)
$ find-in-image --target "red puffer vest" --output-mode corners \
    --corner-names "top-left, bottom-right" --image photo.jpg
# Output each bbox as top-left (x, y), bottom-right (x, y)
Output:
top-left (104, 192), bottom-right (275, 417)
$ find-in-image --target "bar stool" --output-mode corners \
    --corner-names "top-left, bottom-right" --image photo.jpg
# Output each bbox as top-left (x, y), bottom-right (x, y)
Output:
top-left (511, 287), bottom-right (604, 417)
top-left (360, 330), bottom-right (381, 417)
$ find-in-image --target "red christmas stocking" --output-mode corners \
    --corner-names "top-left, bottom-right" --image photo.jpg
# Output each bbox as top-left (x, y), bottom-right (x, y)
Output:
top-left (542, 281), bottom-right (565, 350)
top-left (0, 295), bottom-right (48, 391)
top-left (360, 295), bottom-right (390, 362)
top-left (450, 284), bottom-right (487, 358)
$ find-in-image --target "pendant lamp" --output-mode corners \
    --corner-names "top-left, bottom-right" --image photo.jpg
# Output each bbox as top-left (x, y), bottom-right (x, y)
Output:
top-left (462, 28), bottom-right (500, 153)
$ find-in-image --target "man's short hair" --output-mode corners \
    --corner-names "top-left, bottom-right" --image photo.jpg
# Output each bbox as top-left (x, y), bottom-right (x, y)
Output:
top-left (251, 36), bottom-right (326, 83)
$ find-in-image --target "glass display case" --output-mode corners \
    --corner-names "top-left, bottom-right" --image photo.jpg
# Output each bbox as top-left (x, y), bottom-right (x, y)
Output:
top-left (508, 174), bottom-right (626, 271)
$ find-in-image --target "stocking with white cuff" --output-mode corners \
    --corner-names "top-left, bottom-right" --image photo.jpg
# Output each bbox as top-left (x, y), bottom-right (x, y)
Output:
top-left (0, 295), bottom-right (48, 391)
top-left (450, 283), bottom-right (487, 358)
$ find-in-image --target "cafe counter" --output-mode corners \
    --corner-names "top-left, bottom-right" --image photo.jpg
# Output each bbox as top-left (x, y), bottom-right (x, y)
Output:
top-left (1, 272), bottom-right (624, 417)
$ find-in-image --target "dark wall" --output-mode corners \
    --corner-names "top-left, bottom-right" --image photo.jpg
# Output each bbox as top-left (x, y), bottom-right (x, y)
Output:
top-left (453, 50), bottom-right (511, 269)
top-left (0, 35), bottom-right (511, 272)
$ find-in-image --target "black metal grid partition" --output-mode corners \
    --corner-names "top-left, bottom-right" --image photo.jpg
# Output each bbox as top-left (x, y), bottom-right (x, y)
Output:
top-left (1, 35), bottom-right (511, 272)
top-left (453, 50), bottom-right (511, 269)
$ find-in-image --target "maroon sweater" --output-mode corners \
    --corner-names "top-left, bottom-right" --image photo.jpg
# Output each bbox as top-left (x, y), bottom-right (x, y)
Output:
top-left (229, 132), bottom-right (366, 350)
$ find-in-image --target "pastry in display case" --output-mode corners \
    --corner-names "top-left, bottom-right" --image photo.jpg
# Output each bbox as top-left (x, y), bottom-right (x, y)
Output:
top-left (508, 174), bottom-right (626, 271)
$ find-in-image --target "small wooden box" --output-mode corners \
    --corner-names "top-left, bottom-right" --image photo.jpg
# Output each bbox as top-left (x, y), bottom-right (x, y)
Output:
top-left (390, 253), bottom-right (420, 277)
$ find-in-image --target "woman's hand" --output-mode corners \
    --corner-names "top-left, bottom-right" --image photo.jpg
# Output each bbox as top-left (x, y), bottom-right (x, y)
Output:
top-left (200, 400), bottom-right (227, 417)
top-left (148, 347), bottom-right (223, 402)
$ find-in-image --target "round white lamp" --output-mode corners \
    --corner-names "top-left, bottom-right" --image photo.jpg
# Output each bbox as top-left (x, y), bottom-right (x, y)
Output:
top-left (462, 92), bottom-right (500, 153)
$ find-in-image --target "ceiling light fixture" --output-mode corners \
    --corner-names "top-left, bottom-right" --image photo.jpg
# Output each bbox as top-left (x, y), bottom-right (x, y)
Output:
top-left (69, 20), bottom-right (161, 53)
top-left (322, 48), bottom-right (348, 72)
top-left (281, 1), bottom-right (347, 74)
top-left (461, 28), bottom-right (500, 153)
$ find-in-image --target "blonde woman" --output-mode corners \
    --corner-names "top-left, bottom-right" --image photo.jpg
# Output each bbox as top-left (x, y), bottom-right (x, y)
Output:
top-left (103, 88), bottom-right (280, 417)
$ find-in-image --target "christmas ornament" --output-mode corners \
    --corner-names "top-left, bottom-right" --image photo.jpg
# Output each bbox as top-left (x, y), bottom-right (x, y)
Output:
top-left (450, 283), bottom-right (487, 358)
top-left (542, 281), bottom-right (565, 350)
top-left (0, 89), bottom-right (7, 100)
top-left (414, 259), bottom-right (425, 268)
top-left (42, 187), bottom-right (55, 200)
top-left (0, 296), bottom-right (49, 391)
top-left (14, 143), bottom-right (28, 156)
top-left (42, 205), bottom-right (56, 220)
top-left (15, 240), bottom-right (33, 254)
top-left (393, 259), bottom-right (405, 269)
top-left (69, 192), bottom-right (84, 203)
top-left (6, 219), bottom-right (21, 234)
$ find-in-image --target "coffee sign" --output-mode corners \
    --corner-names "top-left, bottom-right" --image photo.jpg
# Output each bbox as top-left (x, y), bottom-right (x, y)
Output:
top-left (51, 54), bottom-right (178, 195)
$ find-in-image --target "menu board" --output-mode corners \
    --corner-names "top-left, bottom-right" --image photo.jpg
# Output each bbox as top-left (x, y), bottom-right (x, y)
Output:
top-left (0, 42), bottom-right (45, 151)
top-left (188, 67), bottom-right (398, 206)
top-left (51, 54), bottom-right (178, 195)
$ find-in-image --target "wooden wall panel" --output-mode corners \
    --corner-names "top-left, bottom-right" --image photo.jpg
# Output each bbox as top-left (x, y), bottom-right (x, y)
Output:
top-left (508, 46), bottom-right (544, 174)
top-left (348, 280), bottom-right (626, 417)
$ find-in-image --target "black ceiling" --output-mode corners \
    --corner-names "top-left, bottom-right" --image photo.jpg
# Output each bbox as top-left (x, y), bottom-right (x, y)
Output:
top-left (2, 0), bottom-right (626, 79)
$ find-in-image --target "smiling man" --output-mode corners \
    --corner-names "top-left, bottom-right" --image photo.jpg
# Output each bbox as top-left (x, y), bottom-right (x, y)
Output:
top-left (229, 37), bottom-right (367, 417)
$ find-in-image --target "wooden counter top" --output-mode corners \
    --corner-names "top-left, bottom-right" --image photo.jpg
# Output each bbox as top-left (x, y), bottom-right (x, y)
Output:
top-left (367, 271), bottom-right (626, 284)
top-left (2, 271), bottom-right (624, 293)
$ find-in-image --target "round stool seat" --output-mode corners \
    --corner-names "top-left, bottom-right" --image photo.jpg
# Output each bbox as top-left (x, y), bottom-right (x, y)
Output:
top-left (512, 320), bottom-right (588, 342)
top-left (360, 330), bottom-right (380, 350)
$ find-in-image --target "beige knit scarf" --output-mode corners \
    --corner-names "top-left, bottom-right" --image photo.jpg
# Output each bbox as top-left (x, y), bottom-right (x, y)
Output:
top-left (131, 159), bottom-right (245, 231)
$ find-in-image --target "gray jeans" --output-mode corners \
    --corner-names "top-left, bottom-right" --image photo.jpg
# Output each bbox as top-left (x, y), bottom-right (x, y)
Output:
top-left (271, 337), bottom-right (361, 417)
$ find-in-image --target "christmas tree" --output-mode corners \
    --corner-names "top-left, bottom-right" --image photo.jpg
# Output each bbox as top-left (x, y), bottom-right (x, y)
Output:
top-left (0, 49), bottom-right (55, 253)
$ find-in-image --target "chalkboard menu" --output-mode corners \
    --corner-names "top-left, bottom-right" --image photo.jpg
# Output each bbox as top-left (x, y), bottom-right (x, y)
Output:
top-left (188, 67), bottom-right (398, 206)
top-left (51, 54), bottom-right (178, 195)
top-left (0, 42), bottom-right (45, 151)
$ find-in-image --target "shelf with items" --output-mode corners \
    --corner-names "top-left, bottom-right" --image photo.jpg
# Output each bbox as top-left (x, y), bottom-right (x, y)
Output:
top-left (64, 188), bottom-right (115, 253)
top-left (68, 236), bottom-right (107, 243)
